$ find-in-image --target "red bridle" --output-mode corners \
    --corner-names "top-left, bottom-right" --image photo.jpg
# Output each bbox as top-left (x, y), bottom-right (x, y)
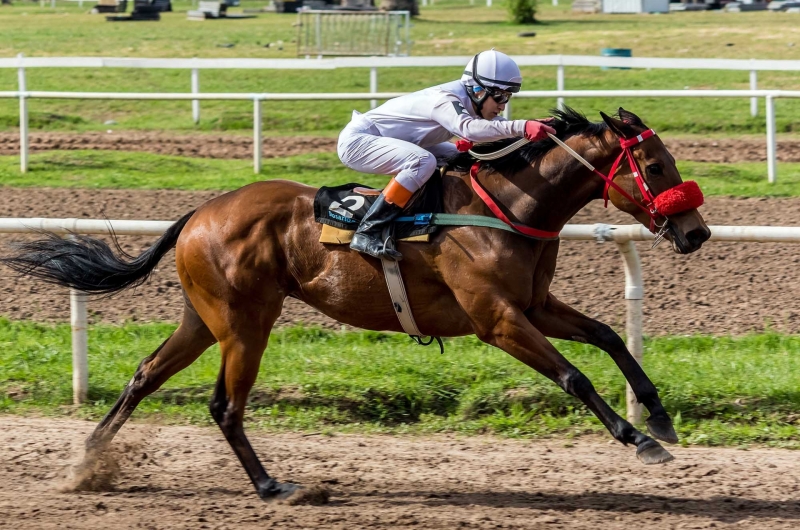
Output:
top-left (464, 129), bottom-right (704, 238)
top-left (590, 129), bottom-right (704, 233)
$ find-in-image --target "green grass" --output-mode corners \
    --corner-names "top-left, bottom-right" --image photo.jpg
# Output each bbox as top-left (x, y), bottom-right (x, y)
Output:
top-left (1, 2), bottom-right (800, 135)
top-left (0, 320), bottom-right (798, 447)
top-left (1, 150), bottom-right (798, 197)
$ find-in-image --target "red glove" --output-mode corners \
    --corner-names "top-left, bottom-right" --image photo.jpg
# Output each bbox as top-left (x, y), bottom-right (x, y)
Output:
top-left (524, 120), bottom-right (556, 142)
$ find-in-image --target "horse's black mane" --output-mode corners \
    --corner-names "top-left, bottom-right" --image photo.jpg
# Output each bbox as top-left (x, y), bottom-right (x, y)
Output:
top-left (447, 106), bottom-right (609, 174)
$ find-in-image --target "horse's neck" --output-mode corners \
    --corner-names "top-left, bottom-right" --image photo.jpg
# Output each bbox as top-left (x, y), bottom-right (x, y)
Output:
top-left (443, 134), bottom-right (620, 231)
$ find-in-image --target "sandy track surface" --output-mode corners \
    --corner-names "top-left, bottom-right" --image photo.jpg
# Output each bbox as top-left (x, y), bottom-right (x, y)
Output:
top-left (0, 416), bottom-right (797, 529)
top-left (0, 132), bottom-right (797, 163)
top-left (1, 188), bottom-right (799, 335)
top-left (0, 132), bottom-right (336, 160)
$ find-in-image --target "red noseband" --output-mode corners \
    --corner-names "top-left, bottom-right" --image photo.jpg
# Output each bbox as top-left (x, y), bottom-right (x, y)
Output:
top-left (652, 180), bottom-right (704, 217)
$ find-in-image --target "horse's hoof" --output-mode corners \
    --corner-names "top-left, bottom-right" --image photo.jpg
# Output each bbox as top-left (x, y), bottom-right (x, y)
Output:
top-left (259, 481), bottom-right (301, 501)
top-left (646, 416), bottom-right (679, 444)
top-left (636, 439), bottom-right (674, 465)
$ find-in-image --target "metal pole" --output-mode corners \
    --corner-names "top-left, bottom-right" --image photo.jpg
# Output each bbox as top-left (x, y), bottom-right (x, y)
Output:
top-left (315, 13), bottom-right (322, 57)
top-left (615, 239), bottom-right (644, 424)
top-left (404, 12), bottom-right (411, 56)
top-left (557, 62), bottom-right (565, 111)
top-left (191, 68), bottom-right (200, 125)
top-left (750, 69), bottom-right (758, 118)
top-left (370, 67), bottom-right (378, 110)
top-left (766, 95), bottom-right (776, 184)
top-left (253, 98), bottom-right (262, 174)
top-left (17, 53), bottom-right (28, 174)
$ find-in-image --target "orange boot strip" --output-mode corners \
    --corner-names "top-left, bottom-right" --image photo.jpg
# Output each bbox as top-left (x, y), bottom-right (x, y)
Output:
top-left (383, 178), bottom-right (413, 208)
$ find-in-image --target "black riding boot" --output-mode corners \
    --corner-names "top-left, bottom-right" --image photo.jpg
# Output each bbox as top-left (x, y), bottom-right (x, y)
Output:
top-left (350, 193), bottom-right (404, 261)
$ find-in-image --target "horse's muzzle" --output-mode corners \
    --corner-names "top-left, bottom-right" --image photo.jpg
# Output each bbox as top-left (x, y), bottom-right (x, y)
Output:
top-left (670, 224), bottom-right (711, 254)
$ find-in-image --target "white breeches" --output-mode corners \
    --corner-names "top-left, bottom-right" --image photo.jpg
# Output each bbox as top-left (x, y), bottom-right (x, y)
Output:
top-left (337, 114), bottom-right (459, 193)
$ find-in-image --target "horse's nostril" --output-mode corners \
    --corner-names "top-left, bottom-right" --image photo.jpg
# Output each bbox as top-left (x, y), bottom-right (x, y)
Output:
top-left (686, 227), bottom-right (711, 248)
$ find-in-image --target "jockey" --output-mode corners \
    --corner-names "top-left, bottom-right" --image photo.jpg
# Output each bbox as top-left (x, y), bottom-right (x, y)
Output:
top-left (337, 49), bottom-right (556, 261)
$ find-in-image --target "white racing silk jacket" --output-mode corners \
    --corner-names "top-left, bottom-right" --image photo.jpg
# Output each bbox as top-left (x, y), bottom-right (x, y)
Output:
top-left (361, 80), bottom-right (527, 147)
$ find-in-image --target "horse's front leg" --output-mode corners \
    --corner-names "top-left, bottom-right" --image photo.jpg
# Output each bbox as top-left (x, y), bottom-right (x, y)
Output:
top-left (470, 299), bottom-right (673, 465)
top-left (525, 293), bottom-right (677, 444)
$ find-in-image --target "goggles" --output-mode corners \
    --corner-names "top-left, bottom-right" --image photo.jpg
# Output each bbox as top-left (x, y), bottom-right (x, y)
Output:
top-left (472, 86), bottom-right (513, 105)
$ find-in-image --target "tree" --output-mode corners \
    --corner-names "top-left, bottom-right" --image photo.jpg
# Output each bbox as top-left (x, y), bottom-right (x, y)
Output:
top-left (508, 0), bottom-right (537, 24)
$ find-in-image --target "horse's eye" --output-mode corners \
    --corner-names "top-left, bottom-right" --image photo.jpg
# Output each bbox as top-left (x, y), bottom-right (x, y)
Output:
top-left (647, 164), bottom-right (663, 176)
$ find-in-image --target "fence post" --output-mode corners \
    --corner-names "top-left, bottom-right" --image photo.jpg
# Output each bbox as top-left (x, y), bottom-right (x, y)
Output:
top-left (191, 67), bottom-right (200, 125)
top-left (487, 0), bottom-right (492, 6)
top-left (370, 67), bottom-right (378, 110)
top-left (503, 101), bottom-right (511, 120)
top-left (70, 288), bottom-right (88, 404)
top-left (17, 53), bottom-right (28, 174)
top-left (69, 233), bottom-right (89, 405)
top-left (557, 60), bottom-right (565, 111)
top-left (766, 94), bottom-right (776, 184)
top-left (749, 68), bottom-right (758, 118)
top-left (615, 239), bottom-right (644, 424)
top-left (254, 97), bottom-right (263, 174)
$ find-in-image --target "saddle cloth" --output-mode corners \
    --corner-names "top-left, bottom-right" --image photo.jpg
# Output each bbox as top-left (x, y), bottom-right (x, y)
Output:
top-left (313, 177), bottom-right (444, 244)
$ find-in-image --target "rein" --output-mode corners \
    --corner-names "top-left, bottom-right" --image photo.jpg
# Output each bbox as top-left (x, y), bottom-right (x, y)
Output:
top-left (457, 129), bottom-right (704, 240)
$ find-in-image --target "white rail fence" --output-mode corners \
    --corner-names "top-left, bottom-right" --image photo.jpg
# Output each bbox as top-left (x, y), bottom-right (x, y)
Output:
top-left (1, 88), bottom-right (798, 183)
top-left (2, 217), bottom-right (799, 423)
top-left (2, 54), bottom-right (799, 180)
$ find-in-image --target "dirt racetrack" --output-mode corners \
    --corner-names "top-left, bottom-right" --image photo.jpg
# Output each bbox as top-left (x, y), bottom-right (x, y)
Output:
top-left (0, 416), bottom-right (797, 529)
top-left (1, 132), bottom-right (800, 164)
top-left (1, 187), bottom-right (800, 335)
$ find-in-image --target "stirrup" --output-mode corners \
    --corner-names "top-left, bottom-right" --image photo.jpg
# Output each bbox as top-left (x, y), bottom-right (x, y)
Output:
top-left (380, 235), bottom-right (402, 261)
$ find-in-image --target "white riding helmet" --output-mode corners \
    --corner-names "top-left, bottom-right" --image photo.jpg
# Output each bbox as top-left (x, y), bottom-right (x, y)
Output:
top-left (461, 49), bottom-right (522, 94)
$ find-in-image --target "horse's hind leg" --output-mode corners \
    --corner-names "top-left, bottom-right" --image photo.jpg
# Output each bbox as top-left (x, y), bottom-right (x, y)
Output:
top-left (81, 300), bottom-right (216, 461)
top-left (526, 293), bottom-right (677, 444)
top-left (202, 300), bottom-right (299, 501)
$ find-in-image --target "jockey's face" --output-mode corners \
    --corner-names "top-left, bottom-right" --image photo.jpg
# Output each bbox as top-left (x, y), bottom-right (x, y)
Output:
top-left (472, 87), bottom-right (510, 120)
top-left (479, 94), bottom-right (506, 120)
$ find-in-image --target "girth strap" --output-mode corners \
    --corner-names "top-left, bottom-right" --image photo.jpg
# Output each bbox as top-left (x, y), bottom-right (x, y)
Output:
top-left (381, 257), bottom-right (424, 337)
top-left (395, 213), bottom-right (560, 240)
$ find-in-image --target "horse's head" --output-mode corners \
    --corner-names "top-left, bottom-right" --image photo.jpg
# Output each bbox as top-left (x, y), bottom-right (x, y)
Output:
top-left (599, 108), bottom-right (710, 254)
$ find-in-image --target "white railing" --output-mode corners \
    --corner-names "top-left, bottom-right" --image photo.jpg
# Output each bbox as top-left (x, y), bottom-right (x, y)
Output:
top-left (0, 88), bottom-right (795, 182)
top-left (3, 53), bottom-right (795, 117)
top-left (2, 217), bottom-right (799, 424)
top-left (4, 53), bottom-right (797, 179)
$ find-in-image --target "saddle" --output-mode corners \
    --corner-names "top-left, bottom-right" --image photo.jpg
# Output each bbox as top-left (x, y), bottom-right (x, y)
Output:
top-left (313, 172), bottom-right (446, 351)
top-left (313, 174), bottom-right (444, 245)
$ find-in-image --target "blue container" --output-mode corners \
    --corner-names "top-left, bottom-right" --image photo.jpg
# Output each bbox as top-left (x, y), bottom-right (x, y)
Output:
top-left (600, 48), bottom-right (632, 70)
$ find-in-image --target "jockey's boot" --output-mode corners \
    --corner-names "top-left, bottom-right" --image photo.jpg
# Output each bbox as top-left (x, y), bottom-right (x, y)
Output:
top-left (350, 178), bottom-right (412, 261)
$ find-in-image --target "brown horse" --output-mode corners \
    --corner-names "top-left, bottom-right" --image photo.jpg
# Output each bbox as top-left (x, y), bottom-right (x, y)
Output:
top-left (2, 108), bottom-right (710, 501)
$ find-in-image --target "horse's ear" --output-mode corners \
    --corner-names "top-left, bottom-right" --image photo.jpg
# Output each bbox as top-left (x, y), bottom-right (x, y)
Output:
top-left (600, 110), bottom-right (637, 139)
top-left (617, 107), bottom-right (645, 127)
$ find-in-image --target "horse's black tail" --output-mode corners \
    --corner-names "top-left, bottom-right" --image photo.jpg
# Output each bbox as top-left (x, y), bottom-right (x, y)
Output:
top-left (0, 210), bottom-right (196, 296)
